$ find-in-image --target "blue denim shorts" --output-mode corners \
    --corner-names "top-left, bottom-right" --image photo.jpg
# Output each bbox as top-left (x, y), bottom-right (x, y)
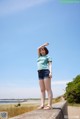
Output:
top-left (38, 69), bottom-right (50, 80)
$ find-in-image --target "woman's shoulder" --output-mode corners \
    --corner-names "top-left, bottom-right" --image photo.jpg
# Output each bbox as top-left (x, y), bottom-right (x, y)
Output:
top-left (46, 55), bottom-right (51, 58)
top-left (46, 55), bottom-right (52, 61)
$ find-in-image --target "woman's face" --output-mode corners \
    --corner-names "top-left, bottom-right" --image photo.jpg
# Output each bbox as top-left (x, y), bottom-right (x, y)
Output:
top-left (40, 48), bottom-right (46, 55)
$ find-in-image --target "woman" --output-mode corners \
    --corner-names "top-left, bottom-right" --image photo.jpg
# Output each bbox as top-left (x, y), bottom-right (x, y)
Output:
top-left (37, 42), bottom-right (53, 109)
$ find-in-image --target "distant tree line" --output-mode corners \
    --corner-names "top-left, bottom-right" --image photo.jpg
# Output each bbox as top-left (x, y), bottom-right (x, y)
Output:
top-left (65, 75), bottom-right (80, 103)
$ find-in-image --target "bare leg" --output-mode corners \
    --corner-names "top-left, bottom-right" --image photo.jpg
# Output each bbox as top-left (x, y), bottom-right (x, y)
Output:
top-left (39, 79), bottom-right (45, 107)
top-left (44, 77), bottom-right (53, 107)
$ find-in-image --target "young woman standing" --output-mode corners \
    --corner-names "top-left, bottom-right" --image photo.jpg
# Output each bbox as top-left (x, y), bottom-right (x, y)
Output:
top-left (37, 42), bottom-right (53, 109)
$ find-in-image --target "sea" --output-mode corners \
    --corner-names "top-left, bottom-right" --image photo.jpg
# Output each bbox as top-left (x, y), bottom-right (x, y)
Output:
top-left (0, 99), bottom-right (27, 104)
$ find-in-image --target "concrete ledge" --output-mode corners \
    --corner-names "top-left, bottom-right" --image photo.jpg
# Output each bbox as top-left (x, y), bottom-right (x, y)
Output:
top-left (9, 101), bottom-right (68, 119)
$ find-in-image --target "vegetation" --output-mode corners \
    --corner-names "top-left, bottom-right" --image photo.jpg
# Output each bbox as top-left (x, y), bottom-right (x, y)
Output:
top-left (0, 103), bottom-right (38, 118)
top-left (68, 103), bottom-right (80, 107)
top-left (65, 75), bottom-right (80, 103)
top-left (52, 96), bottom-right (63, 103)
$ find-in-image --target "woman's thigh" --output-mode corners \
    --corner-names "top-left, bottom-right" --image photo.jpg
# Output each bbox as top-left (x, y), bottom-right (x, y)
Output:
top-left (39, 79), bottom-right (45, 92)
top-left (44, 78), bottom-right (51, 91)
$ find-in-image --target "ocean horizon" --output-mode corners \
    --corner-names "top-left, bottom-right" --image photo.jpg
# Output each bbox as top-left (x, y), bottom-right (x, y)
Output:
top-left (0, 99), bottom-right (27, 104)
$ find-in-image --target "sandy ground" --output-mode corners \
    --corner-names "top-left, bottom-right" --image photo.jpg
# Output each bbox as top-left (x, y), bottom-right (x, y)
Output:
top-left (68, 106), bottom-right (80, 119)
top-left (22, 100), bottom-right (40, 104)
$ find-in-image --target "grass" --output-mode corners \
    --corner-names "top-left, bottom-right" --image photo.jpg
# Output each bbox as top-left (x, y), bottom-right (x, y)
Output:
top-left (0, 103), bottom-right (38, 118)
top-left (68, 103), bottom-right (80, 107)
top-left (52, 96), bottom-right (63, 103)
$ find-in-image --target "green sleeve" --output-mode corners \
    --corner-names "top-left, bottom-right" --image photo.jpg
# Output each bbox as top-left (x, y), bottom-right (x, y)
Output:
top-left (47, 56), bottom-right (52, 62)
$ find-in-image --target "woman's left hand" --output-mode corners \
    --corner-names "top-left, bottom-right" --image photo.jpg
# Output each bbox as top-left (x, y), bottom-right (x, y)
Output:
top-left (49, 73), bottom-right (52, 78)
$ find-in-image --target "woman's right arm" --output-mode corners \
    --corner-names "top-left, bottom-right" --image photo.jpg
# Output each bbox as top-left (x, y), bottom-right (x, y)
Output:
top-left (37, 42), bottom-right (49, 56)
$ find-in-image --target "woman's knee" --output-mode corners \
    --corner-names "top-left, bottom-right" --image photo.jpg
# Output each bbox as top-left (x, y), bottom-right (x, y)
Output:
top-left (40, 89), bottom-right (45, 93)
top-left (46, 89), bottom-right (52, 93)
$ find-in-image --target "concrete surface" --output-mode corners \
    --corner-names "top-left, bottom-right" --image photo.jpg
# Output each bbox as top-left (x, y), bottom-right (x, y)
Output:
top-left (9, 101), bottom-right (68, 119)
top-left (68, 106), bottom-right (80, 119)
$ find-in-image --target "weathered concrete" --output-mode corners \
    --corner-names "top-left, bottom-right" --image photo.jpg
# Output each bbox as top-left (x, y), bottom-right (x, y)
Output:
top-left (68, 106), bottom-right (80, 119)
top-left (9, 101), bottom-right (68, 119)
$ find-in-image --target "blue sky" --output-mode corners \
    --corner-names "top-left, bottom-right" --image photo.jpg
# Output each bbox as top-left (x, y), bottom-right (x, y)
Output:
top-left (0, 0), bottom-right (80, 99)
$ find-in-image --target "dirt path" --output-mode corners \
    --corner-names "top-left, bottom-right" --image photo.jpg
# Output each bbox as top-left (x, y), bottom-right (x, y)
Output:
top-left (68, 106), bottom-right (80, 119)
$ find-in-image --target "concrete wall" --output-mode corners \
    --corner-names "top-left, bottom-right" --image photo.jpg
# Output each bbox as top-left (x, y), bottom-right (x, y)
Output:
top-left (9, 101), bottom-right (68, 119)
top-left (52, 101), bottom-right (68, 119)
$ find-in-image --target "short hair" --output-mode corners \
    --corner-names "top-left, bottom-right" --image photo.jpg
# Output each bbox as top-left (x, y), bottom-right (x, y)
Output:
top-left (40, 47), bottom-right (49, 55)
top-left (44, 47), bottom-right (49, 55)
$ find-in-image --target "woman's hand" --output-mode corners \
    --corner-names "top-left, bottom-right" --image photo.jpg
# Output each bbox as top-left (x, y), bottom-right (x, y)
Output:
top-left (44, 42), bottom-right (49, 46)
top-left (49, 72), bottom-right (52, 78)
top-left (38, 42), bottom-right (49, 49)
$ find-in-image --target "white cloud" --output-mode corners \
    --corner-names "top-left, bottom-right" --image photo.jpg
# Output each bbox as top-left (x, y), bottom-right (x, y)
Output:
top-left (0, 80), bottom-right (70, 99)
top-left (0, 85), bottom-right (66, 99)
top-left (0, 0), bottom-right (48, 16)
top-left (52, 80), bottom-right (70, 85)
top-left (0, 87), bottom-right (40, 99)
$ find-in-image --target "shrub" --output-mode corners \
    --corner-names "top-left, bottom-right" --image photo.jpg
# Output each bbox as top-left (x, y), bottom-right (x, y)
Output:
top-left (65, 75), bottom-right (80, 103)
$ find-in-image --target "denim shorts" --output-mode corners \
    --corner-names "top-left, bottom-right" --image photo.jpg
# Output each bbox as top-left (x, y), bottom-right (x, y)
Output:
top-left (38, 69), bottom-right (50, 80)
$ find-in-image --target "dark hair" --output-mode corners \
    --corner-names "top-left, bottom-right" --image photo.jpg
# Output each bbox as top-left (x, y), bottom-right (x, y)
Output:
top-left (44, 47), bottom-right (49, 55)
top-left (40, 47), bottom-right (49, 55)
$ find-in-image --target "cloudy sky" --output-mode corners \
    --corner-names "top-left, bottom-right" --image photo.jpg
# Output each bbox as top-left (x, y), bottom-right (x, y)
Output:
top-left (0, 0), bottom-right (80, 99)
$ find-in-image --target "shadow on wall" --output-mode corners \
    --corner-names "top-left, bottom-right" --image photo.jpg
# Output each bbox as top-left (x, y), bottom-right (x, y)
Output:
top-left (53, 101), bottom-right (68, 119)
